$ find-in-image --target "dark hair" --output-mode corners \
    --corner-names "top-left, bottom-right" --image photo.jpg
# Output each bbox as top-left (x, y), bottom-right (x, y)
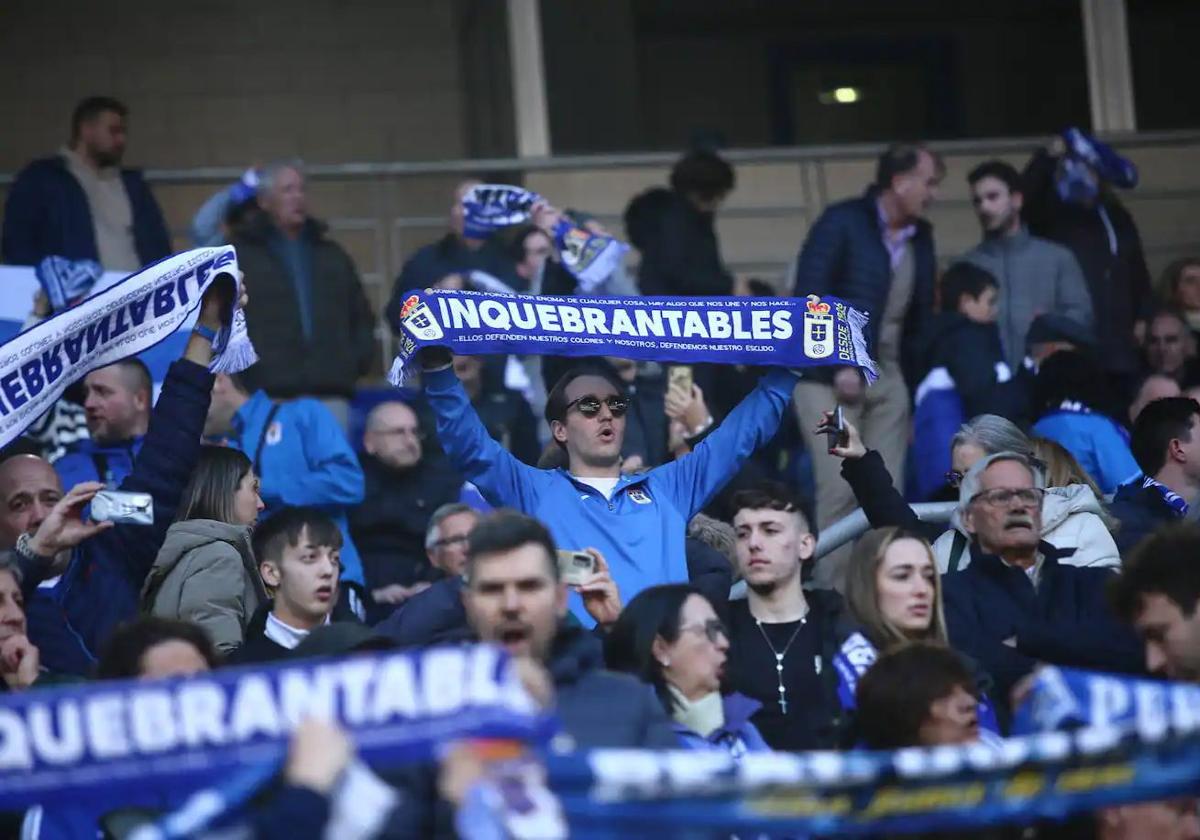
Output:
top-left (177, 446), bottom-right (253, 524)
top-left (494, 223), bottom-right (549, 265)
top-left (670, 150), bottom-right (735, 202)
top-left (875, 143), bottom-right (943, 192)
top-left (1111, 523), bottom-right (1200, 621)
top-left (253, 506), bottom-right (342, 567)
top-left (96, 616), bottom-right (219, 679)
top-left (1149, 305), bottom-right (1190, 334)
top-left (855, 642), bottom-right (977, 749)
top-left (543, 360), bottom-right (627, 431)
top-left (1130, 397), bottom-right (1200, 476)
top-left (966, 159), bottom-right (1023, 194)
top-left (465, 510), bottom-right (558, 581)
top-left (1032, 350), bottom-right (1115, 419)
top-left (1160, 256), bottom-right (1200, 306)
top-left (604, 583), bottom-right (706, 713)
top-left (745, 278), bottom-right (776, 297)
top-left (90, 358), bottom-right (151, 399)
top-left (730, 481), bottom-right (810, 531)
top-left (940, 262), bottom-right (998, 313)
top-left (71, 96), bottom-right (127, 142)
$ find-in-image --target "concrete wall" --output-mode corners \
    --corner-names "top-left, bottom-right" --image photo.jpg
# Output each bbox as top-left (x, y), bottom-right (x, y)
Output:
top-left (0, 0), bottom-right (479, 172)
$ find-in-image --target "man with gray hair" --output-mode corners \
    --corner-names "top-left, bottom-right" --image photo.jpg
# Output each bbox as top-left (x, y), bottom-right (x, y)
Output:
top-left (942, 451), bottom-right (1140, 710)
top-left (231, 159), bottom-right (375, 423)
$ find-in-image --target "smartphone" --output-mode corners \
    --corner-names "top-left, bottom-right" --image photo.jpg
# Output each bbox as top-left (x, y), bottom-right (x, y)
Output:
top-left (556, 550), bottom-right (596, 586)
top-left (818, 406), bottom-right (849, 454)
top-left (91, 490), bottom-right (154, 525)
top-left (667, 365), bottom-right (693, 394)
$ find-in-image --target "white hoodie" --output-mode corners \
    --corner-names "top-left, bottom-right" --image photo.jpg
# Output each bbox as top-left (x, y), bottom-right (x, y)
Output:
top-left (933, 483), bottom-right (1120, 573)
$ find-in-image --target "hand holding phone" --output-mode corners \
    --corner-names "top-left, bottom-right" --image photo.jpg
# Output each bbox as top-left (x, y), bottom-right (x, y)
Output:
top-left (556, 550), bottom-right (597, 586)
top-left (815, 406), bottom-right (849, 454)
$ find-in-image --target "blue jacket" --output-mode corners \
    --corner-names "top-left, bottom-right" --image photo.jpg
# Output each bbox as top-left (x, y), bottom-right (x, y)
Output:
top-left (229, 391), bottom-right (366, 584)
top-left (1, 155), bottom-right (171, 268)
top-left (1032, 410), bottom-right (1141, 495)
top-left (792, 187), bottom-right (936, 385)
top-left (671, 692), bottom-right (772, 757)
top-left (54, 436), bottom-right (143, 489)
top-left (21, 360), bottom-right (213, 675)
top-left (943, 541), bottom-right (1142, 704)
top-left (425, 366), bottom-right (799, 625)
top-left (1109, 480), bottom-right (1180, 554)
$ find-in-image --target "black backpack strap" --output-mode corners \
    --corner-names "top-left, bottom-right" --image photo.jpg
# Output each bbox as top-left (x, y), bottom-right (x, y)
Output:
top-left (253, 404), bottom-right (282, 476)
top-left (948, 531), bottom-right (968, 573)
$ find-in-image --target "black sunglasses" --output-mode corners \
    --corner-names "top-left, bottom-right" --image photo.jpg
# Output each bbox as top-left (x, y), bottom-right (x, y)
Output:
top-left (565, 394), bottom-right (629, 419)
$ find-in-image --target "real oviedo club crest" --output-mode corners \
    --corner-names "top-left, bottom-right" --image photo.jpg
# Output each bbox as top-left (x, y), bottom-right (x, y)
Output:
top-left (401, 294), bottom-right (445, 342)
top-left (803, 294), bottom-right (834, 359)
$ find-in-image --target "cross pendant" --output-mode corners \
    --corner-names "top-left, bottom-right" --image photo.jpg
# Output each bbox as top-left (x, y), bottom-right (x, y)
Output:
top-left (780, 697), bottom-right (788, 714)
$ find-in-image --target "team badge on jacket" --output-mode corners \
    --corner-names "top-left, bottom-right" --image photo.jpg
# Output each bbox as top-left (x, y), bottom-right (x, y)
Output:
top-left (627, 487), bottom-right (652, 505)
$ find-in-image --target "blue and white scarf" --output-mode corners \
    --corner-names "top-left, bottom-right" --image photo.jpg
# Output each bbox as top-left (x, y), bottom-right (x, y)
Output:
top-left (461, 184), bottom-right (629, 290)
top-left (0, 246), bottom-right (255, 451)
top-left (1141, 475), bottom-right (1189, 517)
top-left (389, 288), bottom-right (876, 386)
top-left (0, 645), bottom-right (549, 815)
top-left (35, 256), bottom-right (103, 312)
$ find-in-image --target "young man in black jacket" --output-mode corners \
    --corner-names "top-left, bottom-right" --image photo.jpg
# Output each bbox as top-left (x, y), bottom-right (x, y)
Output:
top-left (727, 483), bottom-right (851, 751)
top-left (1110, 396), bottom-right (1200, 553)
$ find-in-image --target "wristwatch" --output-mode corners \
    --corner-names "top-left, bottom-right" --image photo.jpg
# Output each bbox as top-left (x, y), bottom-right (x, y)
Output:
top-left (15, 532), bottom-right (53, 565)
top-left (192, 324), bottom-right (219, 343)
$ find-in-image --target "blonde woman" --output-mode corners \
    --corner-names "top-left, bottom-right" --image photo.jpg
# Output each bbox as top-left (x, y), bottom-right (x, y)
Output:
top-left (836, 527), bottom-right (1001, 738)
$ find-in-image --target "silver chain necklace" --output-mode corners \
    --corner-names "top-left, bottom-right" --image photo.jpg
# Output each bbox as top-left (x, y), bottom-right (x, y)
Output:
top-left (754, 612), bottom-right (808, 715)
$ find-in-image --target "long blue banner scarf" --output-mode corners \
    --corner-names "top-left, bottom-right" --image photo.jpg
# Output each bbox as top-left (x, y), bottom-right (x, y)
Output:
top-left (832, 632), bottom-right (1002, 742)
top-left (0, 246), bottom-right (256, 451)
top-left (461, 184), bottom-right (629, 291)
top-left (388, 289), bottom-right (877, 387)
top-left (0, 644), bottom-right (549, 813)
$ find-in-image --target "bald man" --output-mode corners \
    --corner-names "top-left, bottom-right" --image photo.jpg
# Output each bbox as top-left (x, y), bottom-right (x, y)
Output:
top-left (55, 358), bottom-right (153, 488)
top-left (350, 401), bottom-right (468, 611)
top-left (3, 286), bottom-right (227, 674)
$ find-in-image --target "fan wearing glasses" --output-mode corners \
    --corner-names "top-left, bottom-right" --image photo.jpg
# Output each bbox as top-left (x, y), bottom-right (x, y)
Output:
top-left (419, 348), bottom-right (800, 627)
top-left (604, 583), bottom-right (771, 758)
top-left (940, 451), bottom-right (1142, 712)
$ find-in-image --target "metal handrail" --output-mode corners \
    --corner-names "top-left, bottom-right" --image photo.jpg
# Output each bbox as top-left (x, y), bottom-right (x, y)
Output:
top-left (5, 129), bottom-right (1198, 186)
top-left (814, 502), bottom-right (958, 559)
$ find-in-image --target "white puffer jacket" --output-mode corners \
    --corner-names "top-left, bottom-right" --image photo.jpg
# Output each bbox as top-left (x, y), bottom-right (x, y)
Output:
top-left (932, 483), bottom-right (1120, 573)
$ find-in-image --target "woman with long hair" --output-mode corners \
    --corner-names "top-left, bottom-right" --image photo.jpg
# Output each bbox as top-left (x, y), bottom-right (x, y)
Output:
top-left (140, 446), bottom-right (266, 652)
top-left (838, 527), bottom-right (1001, 738)
top-left (604, 584), bottom-right (770, 757)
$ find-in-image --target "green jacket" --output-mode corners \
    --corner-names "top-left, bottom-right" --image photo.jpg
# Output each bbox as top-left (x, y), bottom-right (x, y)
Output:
top-left (140, 520), bottom-right (267, 652)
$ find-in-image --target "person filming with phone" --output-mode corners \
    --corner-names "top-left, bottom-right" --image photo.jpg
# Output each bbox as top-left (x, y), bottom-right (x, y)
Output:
top-left (418, 346), bottom-right (800, 627)
top-left (0, 281), bottom-right (235, 675)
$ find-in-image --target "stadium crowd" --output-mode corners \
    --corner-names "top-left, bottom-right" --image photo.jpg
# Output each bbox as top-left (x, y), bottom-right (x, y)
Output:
top-left (1, 95), bottom-right (1199, 838)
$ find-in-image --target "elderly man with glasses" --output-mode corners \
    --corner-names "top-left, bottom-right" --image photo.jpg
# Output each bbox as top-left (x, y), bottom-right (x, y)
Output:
top-left (418, 349), bottom-right (799, 627)
top-left (941, 452), bottom-right (1141, 716)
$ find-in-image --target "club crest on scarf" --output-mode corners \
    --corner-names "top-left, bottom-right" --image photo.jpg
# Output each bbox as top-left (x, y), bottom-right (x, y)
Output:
top-left (803, 294), bottom-right (835, 359)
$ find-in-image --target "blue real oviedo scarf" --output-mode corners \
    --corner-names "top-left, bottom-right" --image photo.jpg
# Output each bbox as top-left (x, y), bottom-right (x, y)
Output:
top-left (388, 289), bottom-right (877, 386)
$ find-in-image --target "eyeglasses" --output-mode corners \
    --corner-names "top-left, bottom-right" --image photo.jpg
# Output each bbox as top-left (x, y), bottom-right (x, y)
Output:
top-left (564, 395), bottom-right (629, 419)
top-left (432, 534), bottom-right (469, 551)
top-left (679, 618), bottom-right (728, 644)
top-left (945, 470), bottom-right (964, 488)
top-left (970, 487), bottom-right (1045, 508)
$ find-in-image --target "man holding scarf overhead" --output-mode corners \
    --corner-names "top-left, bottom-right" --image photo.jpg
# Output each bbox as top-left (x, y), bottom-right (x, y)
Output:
top-left (418, 348), bottom-right (801, 627)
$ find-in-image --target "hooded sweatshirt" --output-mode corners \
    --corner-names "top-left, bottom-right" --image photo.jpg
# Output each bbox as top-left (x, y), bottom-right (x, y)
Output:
top-left (932, 483), bottom-right (1120, 574)
top-left (140, 520), bottom-right (267, 652)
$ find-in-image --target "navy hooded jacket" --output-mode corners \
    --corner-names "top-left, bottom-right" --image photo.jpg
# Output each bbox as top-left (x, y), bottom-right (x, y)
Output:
top-left (1, 155), bottom-right (171, 268)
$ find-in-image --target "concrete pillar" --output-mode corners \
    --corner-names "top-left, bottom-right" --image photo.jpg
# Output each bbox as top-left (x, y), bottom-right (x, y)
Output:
top-left (1081, 0), bottom-right (1137, 132)
top-left (506, 0), bottom-right (552, 157)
